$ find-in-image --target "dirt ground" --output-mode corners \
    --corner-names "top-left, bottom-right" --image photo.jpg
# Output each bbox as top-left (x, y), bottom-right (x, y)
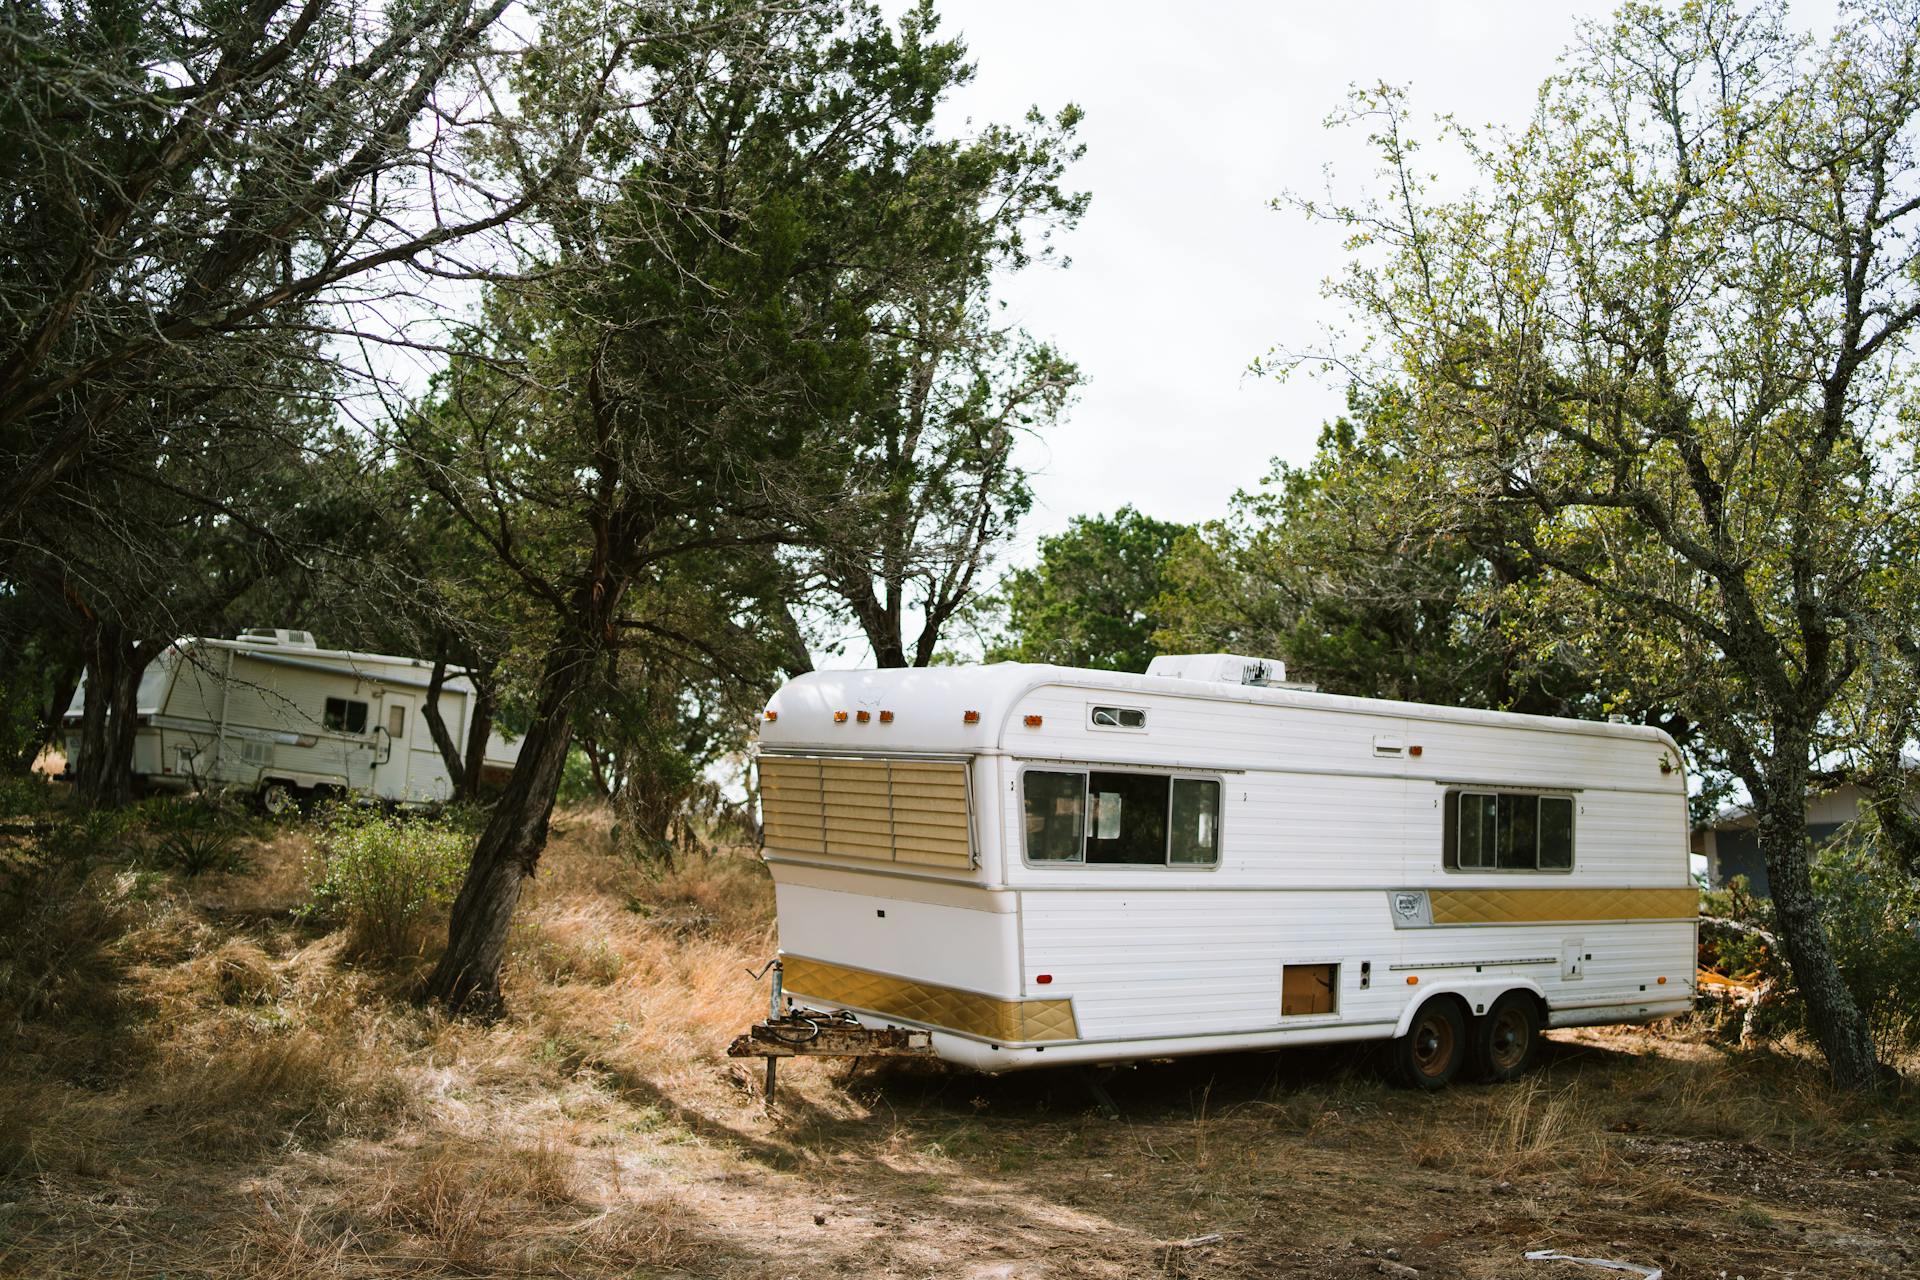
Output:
top-left (1, 804), bottom-right (1916, 1279)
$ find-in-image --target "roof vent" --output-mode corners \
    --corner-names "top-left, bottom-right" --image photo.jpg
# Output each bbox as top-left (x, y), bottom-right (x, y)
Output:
top-left (239, 628), bottom-right (318, 648)
top-left (1146, 653), bottom-right (1287, 687)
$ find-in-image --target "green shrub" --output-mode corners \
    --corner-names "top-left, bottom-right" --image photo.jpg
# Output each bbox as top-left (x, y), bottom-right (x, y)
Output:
top-left (0, 772), bottom-right (54, 820)
top-left (134, 794), bottom-right (251, 876)
top-left (299, 807), bottom-right (472, 960)
top-left (1701, 838), bottom-right (1920, 1056)
top-left (1811, 836), bottom-right (1920, 1056)
top-left (156, 827), bottom-right (246, 877)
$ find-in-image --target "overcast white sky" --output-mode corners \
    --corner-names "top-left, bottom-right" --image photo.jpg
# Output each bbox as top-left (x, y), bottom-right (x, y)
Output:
top-left (918, 1), bottom-right (1835, 561)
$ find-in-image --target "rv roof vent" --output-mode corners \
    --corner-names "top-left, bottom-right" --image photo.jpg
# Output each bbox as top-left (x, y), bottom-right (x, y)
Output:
top-left (239, 628), bottom-right (318, 648)
top-left (1145, 653), bottom-right (1288, 687)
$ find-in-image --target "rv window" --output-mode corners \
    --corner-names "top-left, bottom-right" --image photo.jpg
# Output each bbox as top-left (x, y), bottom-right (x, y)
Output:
top-left (1539, 796), bottom-right (1574, 869)
top-left (1023, 771), bottom-right (1086, 862)
top-left (1023, 769), bottom-right (1221, 867)
top-left (1086, 771), bottom-right (1169, 864)
top-left (1090, 706), bottom-right (1147, 729)
top-left (1497, 793), bottom-right (1537, 869)
top-left (1456, 792), bottom-right (1497, 869)
top-left (1447, 789), bottom-right (1574, 871)
top-left (324, 697), bottom-right (368, 734)
top-left (387, 705), bottom-right (406, 738)
top-left (1169, 778), bottom-right (1221, 865)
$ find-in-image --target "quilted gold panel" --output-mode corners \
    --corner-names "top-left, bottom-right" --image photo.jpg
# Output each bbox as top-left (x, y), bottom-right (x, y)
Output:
top-left (759, 755), bottom-right (973, 869)
top-left (781, 954), bottom-right (1078, 1043)
top-left (1429, 886), bottom-right (1698, 926)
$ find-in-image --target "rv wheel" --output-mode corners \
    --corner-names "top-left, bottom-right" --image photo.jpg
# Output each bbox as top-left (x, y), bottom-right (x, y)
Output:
top-left (1388, 999), bottom-right (1466, 1090)
top-left (1471, 992), bottom-right (1541, 1082)
top-left (259, 782), bottom-right (297, 817)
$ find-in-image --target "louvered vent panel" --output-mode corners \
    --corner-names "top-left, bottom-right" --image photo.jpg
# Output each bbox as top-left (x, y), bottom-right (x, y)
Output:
top-left (821, 759), bottom-right (895, 859)
top-left (888, 761), bottom-right (972, 868)
top-left (758, 755), bottom-right (972, 868)
top-left (759, 757), bottom-right (825, 855)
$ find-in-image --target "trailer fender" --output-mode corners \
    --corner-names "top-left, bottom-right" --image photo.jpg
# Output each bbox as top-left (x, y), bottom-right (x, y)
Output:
top-left (1392, 978), bottom-right (1548, 1037)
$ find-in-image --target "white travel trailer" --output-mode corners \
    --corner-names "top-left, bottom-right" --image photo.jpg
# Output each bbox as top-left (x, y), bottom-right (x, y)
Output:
top-left (63, 630), bottom-right (521, 812)
top-left (754, 655), bottom-right (1697, 1087)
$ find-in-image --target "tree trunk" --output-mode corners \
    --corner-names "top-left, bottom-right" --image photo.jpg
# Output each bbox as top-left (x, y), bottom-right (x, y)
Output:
top-left (34, 660), bottom-right (82, 774)
top-left (422, 639), bottom-right (590, 1015)
top-left (459, 671), bottom-right (496, 801)
top-left (1753, 751), bottom-right (1881, 1090)
top-left (421, 653), bottom-right (467, 787)
top-left (74, 624), bottom-right (151, 809)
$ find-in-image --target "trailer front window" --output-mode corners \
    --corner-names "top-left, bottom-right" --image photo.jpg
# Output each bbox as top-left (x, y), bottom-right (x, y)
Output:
top-left (1023, 770), bottom-right (1085, 862)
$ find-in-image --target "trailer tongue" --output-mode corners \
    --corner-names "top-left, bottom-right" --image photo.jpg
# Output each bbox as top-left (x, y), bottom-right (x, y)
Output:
top-left (726, 1012), bottom-right (933, 1103)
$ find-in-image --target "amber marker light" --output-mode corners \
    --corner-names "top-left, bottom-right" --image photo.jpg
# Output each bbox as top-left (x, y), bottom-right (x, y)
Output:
top-left (1657, 976), bottom-right (1668, 985)
top-left (1408, 745), bottom-right (1423, 757)
top-left (763, 710), bottom-right (777, 722)
top-left (879, 710), bottom-right (894, 723)
top-left (963, 710), bottom-right (981, 724)
top-left (1024, 714), bottom-right (1044, 727)
top-left (833, 711), bottom-right (849, 723)
top-left (856, 710), bottom-right (871, 723)
top-left (1406, 975), bottom-right (1420, 985)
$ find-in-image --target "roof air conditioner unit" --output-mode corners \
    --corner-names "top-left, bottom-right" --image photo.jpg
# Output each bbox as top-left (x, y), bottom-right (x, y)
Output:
top-left (1145, 653), bottom-right (1288, 687)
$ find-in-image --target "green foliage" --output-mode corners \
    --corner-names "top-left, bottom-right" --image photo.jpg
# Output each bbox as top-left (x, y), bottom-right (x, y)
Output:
top-left (1703, 842), bottom-right (1920, 1057)
top-left (556, 747), bottom-right (600, 806)
top-left (0, 772), bottom-right (54, 820)
top-left (1155, 393), bottom-right (1606, 713)
top-left (1297, 0), bottom-right (1920, 1086)
top-left (155, 827), bottom-right (245, 878)
top-left (299, 807), bottom-right (472, 960)
top-left (988, 507), bottom-right (1190, 672)
top-left (1811, 838), bottom-right (1920, 1056)
top-left (130, 793), bottom-right (253, 876)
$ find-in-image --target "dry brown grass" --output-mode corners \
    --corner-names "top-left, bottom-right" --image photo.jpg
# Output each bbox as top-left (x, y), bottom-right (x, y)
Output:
top-left (1, 799), bottom-right (1916, 1280)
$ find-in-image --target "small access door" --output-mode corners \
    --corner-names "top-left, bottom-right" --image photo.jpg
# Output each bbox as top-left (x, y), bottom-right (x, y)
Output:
top-left (373, 694), bottom-right (416, 801)
top-left (407, 691), bottom-right (458, 803)
top-left (374, 689), bottom-right (460, 804)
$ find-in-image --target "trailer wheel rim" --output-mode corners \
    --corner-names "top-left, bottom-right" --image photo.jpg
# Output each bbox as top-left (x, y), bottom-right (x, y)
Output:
top-left (262, 785), bottom-right (292, 815)
top-left (1487, 1006), bottom-right (1530, 1071)
top-left (1411, 1011), bottom-right (1455, 1078)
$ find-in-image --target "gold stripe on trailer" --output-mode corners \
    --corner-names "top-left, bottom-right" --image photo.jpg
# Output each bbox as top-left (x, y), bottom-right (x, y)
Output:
top-left (1428, 886), bottom-right (1699, 926)
top-left (781, 955), bottom-right (1079, 1044)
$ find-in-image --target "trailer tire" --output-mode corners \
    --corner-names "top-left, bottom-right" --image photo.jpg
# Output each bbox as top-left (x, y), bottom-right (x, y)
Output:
top-left (1471, 991), bottom-right (1542, 1083)
top-left (1386, 998), bottom-right (1467, 1090)
top-left (259, 782), bottom-right (298, 818)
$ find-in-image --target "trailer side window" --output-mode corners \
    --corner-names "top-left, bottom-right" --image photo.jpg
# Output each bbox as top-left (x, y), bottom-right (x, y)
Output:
top-left (1022, 769), bottom-right (1222, 867)
top-left (1539, 796), bottom-right (1574, 869)
top-left (1090, 705), bottom-right (1146, 729)
top-left (324, 697), bottom-right (368, 734)
top-left (1023, 770), bottom-right (1086, 862)
top-left (1169, 778), bottom-right (1221, 865)
top-left (1457, 791), bottom-right (1497, 868)
top-left (1446, 789), bottom-right (1574, 871)
top-left (1086, 771), bottom-right (1170, 864)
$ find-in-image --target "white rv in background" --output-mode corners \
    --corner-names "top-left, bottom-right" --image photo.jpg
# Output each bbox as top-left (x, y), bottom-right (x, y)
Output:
top-left (63, 629), bottom-right (521, 812)
top-left (755, 654), bottom-right (1697, 1086)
